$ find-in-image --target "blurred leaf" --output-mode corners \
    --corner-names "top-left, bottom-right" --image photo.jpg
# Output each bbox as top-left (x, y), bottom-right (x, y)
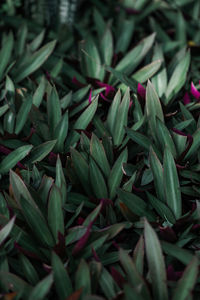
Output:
top-left (133, 60), bottom-right (162, 83)
top-left (14, 40), bottom-right (57, 82)
top-left (19, 254), bottom-right (39, 285)
top-left (172, 257), bottom-right (198, 300)
top-left (0, 31), bottom-right (14, 81)
top-left (152, 44), bottom-right (167, 98)
top-left (165, 50), bottom-right (190, 104)
top-left (15, 95), bottom-right (33, 135)
top-left (52, 252), bottom-right (73, 300)
top-left (33, 76), bottom-right (47, 108)
top-left (114, 33), bottom-right (156, 77)
top-left (144, 219), bottom-right (168, 300)
top-left (0, 216), bottom-right (15, 246)
top-left (100, 26), bottom-right (113, 66)
top-left (119, 248), bottom-right (151, 299)
top-left (133, 235), bottom-right (144, 275)
top-left (75, 259), bottom-right (91, 297)
top-left (47, 86), bottom-right (62, 136)
top-left (28, 274), bottom-right (53, 300)
top-left (0, 272), bottom-right (31, 296)
top-left (99, 267), bottom-right (117, 300)
top-left (161, 241), bottom-right (193, 265)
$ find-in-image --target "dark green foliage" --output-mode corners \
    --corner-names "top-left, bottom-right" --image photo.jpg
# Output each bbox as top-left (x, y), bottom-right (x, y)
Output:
top-left (0, 0), bottom-right (200, 299)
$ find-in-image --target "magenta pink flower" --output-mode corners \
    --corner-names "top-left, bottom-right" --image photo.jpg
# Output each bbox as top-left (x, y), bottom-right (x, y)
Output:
top-left (183, 92), bottom-right (191, 105)
top-left (190, 81), bottom-right (200, 99)
top-left (88, 89), bottom-right (92, 104)
top-left (137, 83), bottom-right (146, 99)
top-left (96, 81), bottom-right (115, 96)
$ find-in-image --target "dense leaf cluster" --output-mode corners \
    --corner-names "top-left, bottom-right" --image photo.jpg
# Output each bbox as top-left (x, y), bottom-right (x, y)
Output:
top-left (0, 0), bottom-right (200, 299)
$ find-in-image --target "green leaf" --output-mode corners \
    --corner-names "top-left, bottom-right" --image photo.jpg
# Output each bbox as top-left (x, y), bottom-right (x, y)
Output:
top-left (80, 36), bottom-right (104, 81)
top-left (15, 95), bottom-right (33, 135)
top-left (161, 241), bottom-right (194, 265)
top-left (19, 254), bottom-right (39, 285)
top-left (133, 235), bottom-right (144, 275)
top-left (146, 192), bottom-right (176, 224)
top-left (113, 88), bottom-right (130, 146)
top-left (108, 148), bottom-right (128, 199)
top-left (0, 272), bottom-right (31, 296)
top-left (133, 60), bottom-right (162, 83)
top-left (52, 252), bottom-right (73, 300)
top-left (149, 147), bottom-right (164, 202)
top-left (71, 148), bottom-right (92, 195)
top-left (0, 216), bottom-right (15, 245)
top-left (14, 40), bottom-right (57, 82)
top-left (83, 203), bottom-right (102, 227)
top-left (28, 140), bottom-right (57, 164)
top-left (28, 274), bottom-right (53, 300)
top-left (89, 157), bottom-right (108, 199)
top-left (33, 76), bottom-right (47, 108)
top-left (55, 155), bottom-right (67, 205)
top-left (16, 23), bottom-right (27, 56)
top-left (90, 133), bottom-right (110, 178)
top-left (10, 170), bottom-right (38, 210)
top-left (100, 26), bottom-right (113, 66)
top-left (106, 66), bottom-right (138, 92)
top-left (107, 89), bottom-right (121, 136)
top-left (119, 248), bottom-right (151, 299)
top-left (99, 267), bottom-right (117, 300)
top-left (163, 147), bottom-right (182, 219)
top-left (20, 196), bottom-right (55, 247)
top-left (144, 219), bottom-right (168, 300)
top-left (114, 33), bottom-right (156, 77)
top-left (0, 31), bottom-right (14, 81)
top-left (116, 19), bottom-right (134, 53)
top-left (48, 184), bottom-right (64, 242)
top-left (124, 284), bottom-right (146, 300)
top-left (53, 111), bottom-right (68, 152)
top-left (75, 259), bottom-right (91, 297)
top-left (152, 43), bottom-right (167, 98)
top-left (66, 96), bottom-right (98, 148)
top-left (0, 104), bottom-right (9, 117)
top-left (125, 127), bottom-right (162, 160)
top-left (29, 29), bottom-right (45, 52)
top-left (0, 145), bottom-right (33, 174)
top-left (146, 80), bottom-right (164, 141)
top-left (118, 189), bottom-right (155, 221)
top-left (165, 50), bottom-right (190, 104)
top-left (47, 86), bottom-right (62, 136)
top-left (172, 257), bottom-right (198, 300)
top-left (184, 129), bottom-right (200, 160)
top-left (156, 118), bottom-right (177, 158)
